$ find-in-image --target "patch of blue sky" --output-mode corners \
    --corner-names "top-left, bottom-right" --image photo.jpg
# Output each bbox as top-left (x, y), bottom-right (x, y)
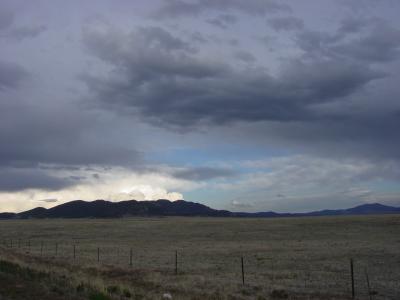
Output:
top-left (149, 144), bottom-right (294, 167)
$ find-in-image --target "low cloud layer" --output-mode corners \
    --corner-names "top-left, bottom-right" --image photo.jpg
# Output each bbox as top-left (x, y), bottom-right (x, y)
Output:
top-left (221, 155), bottom-right (400, 212)
top-left (0, 167), bottom-right (76, 192)
top-left (172, 166), bottom-right (236, 181)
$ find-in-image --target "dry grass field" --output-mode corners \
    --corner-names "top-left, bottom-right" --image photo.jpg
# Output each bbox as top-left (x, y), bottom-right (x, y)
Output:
top-left (0, 215), bottom-right (399, 299)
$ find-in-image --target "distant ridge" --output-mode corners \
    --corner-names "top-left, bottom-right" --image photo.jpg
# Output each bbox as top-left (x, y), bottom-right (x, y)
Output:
top-left (0, 200), bottom-right (399, 219)
top-left (0, 199), bottom-right (231, 219)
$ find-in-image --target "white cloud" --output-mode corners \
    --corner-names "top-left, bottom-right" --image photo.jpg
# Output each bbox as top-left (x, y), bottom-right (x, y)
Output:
top-left (238, 155), bottom-right (400, 190)
top-left (219, 155), bottom-right (400, 211)
top-left (110, 185), bottom-right (183, 201)
top-left (0, 166), bottom-right (196, 212)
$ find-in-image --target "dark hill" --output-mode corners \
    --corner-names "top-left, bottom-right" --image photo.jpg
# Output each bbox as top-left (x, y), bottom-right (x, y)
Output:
top-left (0, 212), bottom-right (17, 219)
top-left (303, 203), bottom-right (400, 217)
top-left (11, 199), bottom-right (231, 219)
top-left (0, 200), bottom-right (399, 219)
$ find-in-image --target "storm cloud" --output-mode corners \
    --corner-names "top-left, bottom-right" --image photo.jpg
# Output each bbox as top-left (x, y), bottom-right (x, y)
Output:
top-left (1, 0), bottom-right (400, 212)
top-left (0, 167), bottom-right (76, 192)
top-left (78, 10), bottom-right (400, 166)
top-left (82, 24), bottom-right (383, 127)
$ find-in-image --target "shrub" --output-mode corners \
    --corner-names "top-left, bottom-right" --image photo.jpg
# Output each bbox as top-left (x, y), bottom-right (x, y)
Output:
top-left (123, 288), bottom-right (132, 298)
top-left (89, 292), bottom-right (112, 300)
top-left (270, 289), bottom-right (288, 299)
top-left (106, 285), bottom-right (120, 294)
top-left (76, 282), bottom-right (85, 293)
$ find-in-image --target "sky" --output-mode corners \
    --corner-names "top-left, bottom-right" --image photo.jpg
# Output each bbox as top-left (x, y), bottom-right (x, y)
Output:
top-left (1, 0), bottom-right (400, 213)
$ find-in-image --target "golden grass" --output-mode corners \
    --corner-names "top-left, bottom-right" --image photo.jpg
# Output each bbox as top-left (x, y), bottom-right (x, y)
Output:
top-left (0, 215), bottom-right (399, 299)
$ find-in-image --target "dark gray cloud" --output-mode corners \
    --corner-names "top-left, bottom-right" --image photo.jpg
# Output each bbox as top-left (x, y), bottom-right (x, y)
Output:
top-left (1, 0), bottom-right (399, 207)
top-left (172, 167), bottom-right (236, 181)
top-left (337, 0), bottom-right (381, 12)
top-left (82, 25), bottom-right (221, 80)
top-left (0, 5), bottom-right (46, 41)
top-left (4, 24), bottom-right (47, 41)
top-left (0, 133), bottom-right (141, 170)
top-left (207, 14), bottom-right (237, 29)
top-left (296, 19), bottom-right (400, 63)
top-left (267, 16), bottom-right (304, 31)
top-left (80, 21), bottom-right (400, 163)
top-left (256, 35), bottom-right (276, 47)
top-left (0, 61), bottom-right (142, 192)
top-left (83, 25), bottom-right (382, 128)
top-left (337, 17), bottom-right (374, 34)
top-left (0, 100), bottom-right (141, 169)
top-left (295, 30), bottom-right (342, 59)
top-left (189, 31), bottom-right (208, 44)
top-left (0, 60), bottom-right (28, 90)
top-left (333, 22), bottom-right (400, 63)
top-left (0, 8), bottom-right (14, 30)
top-left (155, 0), bottom-right (291, 18)
top-left (263, 113), bottom-right (400, 161)
top-left (0, 167), bottom-right (77, 192)
top-left (233, 50), bottom-right (256, 63)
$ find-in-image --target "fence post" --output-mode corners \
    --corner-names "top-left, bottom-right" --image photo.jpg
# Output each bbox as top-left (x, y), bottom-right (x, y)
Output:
top-left (175, 250), bottom-right (178, 275)
top-left (241, 256), bottom-right (245, 285)
top-left (97, 247), bottom-right (100, 262)
top-left (55, 242), bottom-right (58, 257)
top-left (365, 269), bottom-right (372, 300)
top-left (18, 238), bottom-right (21, 249)
top-left (27, 240), bottom-right (30, 253)
top-left (10, 239), bottom-right (12, 248)
top-left (73, 244), bottom-right (76, 260)
top-left (40, 241), bottom-right (43, 257)
top-left (129, 248), bottom-right (133, 267)
top-left (350, 258), bottom-right (355, 299)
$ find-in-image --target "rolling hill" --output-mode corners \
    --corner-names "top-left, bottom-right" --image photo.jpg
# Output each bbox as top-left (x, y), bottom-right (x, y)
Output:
top-left (0, 200), bottom-right (399, 219)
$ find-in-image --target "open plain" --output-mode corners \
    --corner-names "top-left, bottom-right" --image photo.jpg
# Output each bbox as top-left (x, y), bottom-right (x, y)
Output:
top-left (0, 215), bottom-right (399, 299)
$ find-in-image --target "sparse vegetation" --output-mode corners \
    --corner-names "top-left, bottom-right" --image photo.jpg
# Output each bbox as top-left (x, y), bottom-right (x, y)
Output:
top-left (0, 215), bottom-right (399, 299)
top-left (89, 292), bottom-right (112, 300)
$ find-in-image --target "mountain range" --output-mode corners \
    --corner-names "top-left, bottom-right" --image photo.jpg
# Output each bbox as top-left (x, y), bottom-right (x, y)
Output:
top-left (0, 200), bottom-right (400, 219)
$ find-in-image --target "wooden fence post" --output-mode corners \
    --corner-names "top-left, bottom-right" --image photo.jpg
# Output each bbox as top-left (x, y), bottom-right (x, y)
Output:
top-left (73, 244), bottom-right (76, 260)
top-left (350, 258), bottom-right (355, 299)
top-left (55, 242), bottom-right (58, 257)
top-left (365, 268), bottom-right (372, 300)
top-left (175, 250), bottom-right (178, 275)
top-left (97, 247), bottom-right (100, 262)
top-left (129, 248), bottom-right (133, 267)
top-left (40, 241), bottom-right (43, 256)
top-left (241, 256), bottom-right (245, 285)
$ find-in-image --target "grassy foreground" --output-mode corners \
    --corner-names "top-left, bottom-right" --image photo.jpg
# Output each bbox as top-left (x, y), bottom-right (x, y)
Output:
top-left (0, 215), bottom-right (399, 299)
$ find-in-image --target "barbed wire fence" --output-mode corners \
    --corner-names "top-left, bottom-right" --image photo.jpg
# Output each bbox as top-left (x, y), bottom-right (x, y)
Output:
top-left (0, 237), bottom-right (399, 299)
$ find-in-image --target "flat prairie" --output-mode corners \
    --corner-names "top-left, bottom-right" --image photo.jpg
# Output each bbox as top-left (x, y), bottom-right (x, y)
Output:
top-left (0, 215), bottom-right (399, 299)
